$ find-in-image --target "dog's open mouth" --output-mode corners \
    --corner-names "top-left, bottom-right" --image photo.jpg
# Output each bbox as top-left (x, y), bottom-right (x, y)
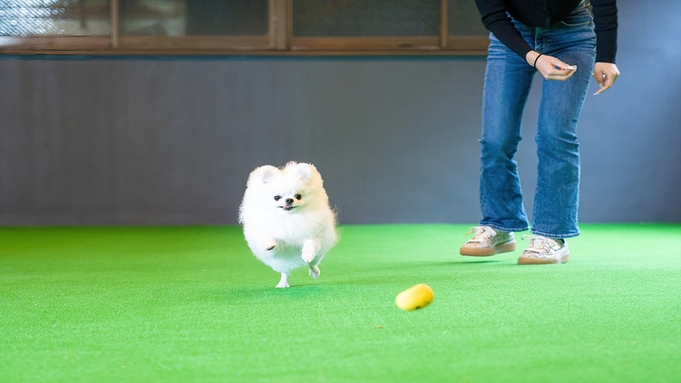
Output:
top-left (280, 206), bottom-right (296, 211)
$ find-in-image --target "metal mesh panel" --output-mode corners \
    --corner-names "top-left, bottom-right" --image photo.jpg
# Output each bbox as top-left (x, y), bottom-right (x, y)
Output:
top-left (449, 0), bottom-right (487, 36)
top-left (293, 0), bottom-right (440, 37)
top-left (185, 0), bottom-right (268, 36)
top-left (0, 0), bottom-right (111, 36)
top-left (120, 0), bottom-right (268, 36)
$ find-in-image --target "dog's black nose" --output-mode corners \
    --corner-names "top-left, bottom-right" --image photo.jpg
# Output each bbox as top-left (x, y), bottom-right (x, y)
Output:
top-left (285, 198), bottom-right (294, 205)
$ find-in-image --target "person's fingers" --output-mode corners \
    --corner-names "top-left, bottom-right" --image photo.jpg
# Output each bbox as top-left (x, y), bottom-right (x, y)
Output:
top-left (593, 69), bottom-right (619, 95)
top-left (592, 63), bottom-right (621, 95)
top-left (596, 73), bottom-right (609, 94)
top-left (560, 67), bottom-right (577, 80)
top-left (547, 71), bottom-right (575, 81)
top-left (592, 70), bottom-right (606, 87)
top-left (543, 64), bottom-right (576, 81)
top-left (592, 71), bottom-right (605, 94)
top-left (537, 55), bottom-right (576, 81)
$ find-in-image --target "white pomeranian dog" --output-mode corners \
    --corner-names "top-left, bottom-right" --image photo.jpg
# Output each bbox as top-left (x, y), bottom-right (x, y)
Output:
top-left (239, 162), bottom-right (337, 288)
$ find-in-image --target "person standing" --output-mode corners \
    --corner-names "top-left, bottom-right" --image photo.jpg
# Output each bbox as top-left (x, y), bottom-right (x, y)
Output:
top-left (460, 0), bottom-right (620, 264)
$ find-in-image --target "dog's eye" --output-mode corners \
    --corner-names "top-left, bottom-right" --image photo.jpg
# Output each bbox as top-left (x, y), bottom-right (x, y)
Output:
top-left (274, 195), bottom-right (281, 201)
top-left (294, 194), bottom-right (302, 200)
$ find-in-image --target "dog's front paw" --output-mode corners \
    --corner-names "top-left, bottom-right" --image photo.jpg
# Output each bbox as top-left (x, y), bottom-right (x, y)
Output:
top-left (308, 265), bottom-right (320, 279)
top-left (301, 249), bottom-right (316, 263)
top-left (301, 239), bottom-right (320, 263)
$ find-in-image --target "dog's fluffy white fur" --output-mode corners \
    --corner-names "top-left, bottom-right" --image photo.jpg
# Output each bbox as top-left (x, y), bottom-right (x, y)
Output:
top-left (239, 162), bottom-right (337, 288)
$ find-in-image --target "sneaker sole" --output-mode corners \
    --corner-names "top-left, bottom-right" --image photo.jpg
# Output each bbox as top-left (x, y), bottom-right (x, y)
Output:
top-left (460, 241), bottom-right (516, 257)
top-left (517, 252), bottom-right (570, 265)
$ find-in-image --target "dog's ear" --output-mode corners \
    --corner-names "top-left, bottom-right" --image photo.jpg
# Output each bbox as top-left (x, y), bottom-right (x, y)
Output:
top-left (249, 165), bottom-right (279, 184)
top-left (291, 162), bottom-right (316, 183)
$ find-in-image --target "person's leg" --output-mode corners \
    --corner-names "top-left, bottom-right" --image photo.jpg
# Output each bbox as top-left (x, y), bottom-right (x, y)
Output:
top-left (518, 10), bottom-right (596, 265)
top-left (479, 34), bottom-right (536, 234)
top-left (532, 12), bottom-right (597, 239)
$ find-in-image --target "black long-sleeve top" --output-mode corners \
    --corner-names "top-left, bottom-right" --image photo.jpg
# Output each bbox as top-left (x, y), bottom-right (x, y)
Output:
top-left (474, 0), bottom-right (618, 63)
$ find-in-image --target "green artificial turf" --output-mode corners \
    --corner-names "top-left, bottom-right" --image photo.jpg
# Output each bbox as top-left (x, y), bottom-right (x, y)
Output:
top-left (1, 224), bottom-right (680, 383)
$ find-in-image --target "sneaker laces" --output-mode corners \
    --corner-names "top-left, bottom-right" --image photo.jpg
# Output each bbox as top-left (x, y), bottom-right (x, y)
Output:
top-left (465, 226), bottom-right (496, 243)
top-left (521, 235), bottom-right (558, 253)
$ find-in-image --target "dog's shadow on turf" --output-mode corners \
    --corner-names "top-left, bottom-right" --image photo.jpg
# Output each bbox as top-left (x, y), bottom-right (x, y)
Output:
top-left (219, 260), bottom-right (514, 295)
top-left (222, 284), bottom-right (329, 299)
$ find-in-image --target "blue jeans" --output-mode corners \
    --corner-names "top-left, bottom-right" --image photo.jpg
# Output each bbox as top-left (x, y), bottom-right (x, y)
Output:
top-left (479, 8), bottom-right (596, 239)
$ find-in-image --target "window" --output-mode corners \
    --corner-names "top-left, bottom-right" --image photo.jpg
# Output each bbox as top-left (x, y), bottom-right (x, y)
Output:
top-left (0, 0), bottom-right (489, 55)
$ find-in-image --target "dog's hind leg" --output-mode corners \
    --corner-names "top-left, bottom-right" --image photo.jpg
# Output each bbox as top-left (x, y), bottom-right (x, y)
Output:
top-left (308, 265), bottom-right (320, 279)
top-left (275, 273), bottom-right (290, 288)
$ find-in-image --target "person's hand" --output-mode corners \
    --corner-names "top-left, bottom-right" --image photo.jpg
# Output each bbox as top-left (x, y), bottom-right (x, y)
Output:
top-left (526, 51), bottom-right (577, 81)
top-left (592, 62), bottom-right (620, 95)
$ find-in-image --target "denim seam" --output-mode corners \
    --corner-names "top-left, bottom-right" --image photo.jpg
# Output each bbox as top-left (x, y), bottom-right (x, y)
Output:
top-left (531, 228), bottom-right (581, 239)
top-left (481, 223), bottom-right (529, 234)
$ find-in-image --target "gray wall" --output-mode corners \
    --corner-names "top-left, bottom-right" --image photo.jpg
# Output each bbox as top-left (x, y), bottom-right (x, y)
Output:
top-left (1, 0), bottom-right (680, 226)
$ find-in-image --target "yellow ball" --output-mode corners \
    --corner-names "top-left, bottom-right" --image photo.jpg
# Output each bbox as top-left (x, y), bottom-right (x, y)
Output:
top-left (395, 284), bottom-right (434, 311)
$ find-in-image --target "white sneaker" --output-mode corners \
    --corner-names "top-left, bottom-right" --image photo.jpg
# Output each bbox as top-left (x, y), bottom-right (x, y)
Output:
top-left (518, 235), bottom-right (570, 264)
top-left (459, 226), bottom-right (516, 256)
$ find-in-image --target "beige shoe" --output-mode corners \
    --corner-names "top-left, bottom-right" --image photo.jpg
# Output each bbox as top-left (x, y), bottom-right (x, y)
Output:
top-left (460, 226), bottom-right (516, 256)
top-left (517, 235), bottom-right (570, 264)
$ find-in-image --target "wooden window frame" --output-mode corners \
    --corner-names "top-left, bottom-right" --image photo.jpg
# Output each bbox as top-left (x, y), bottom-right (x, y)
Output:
top-left (0, 0), bottom-right (488, 56)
